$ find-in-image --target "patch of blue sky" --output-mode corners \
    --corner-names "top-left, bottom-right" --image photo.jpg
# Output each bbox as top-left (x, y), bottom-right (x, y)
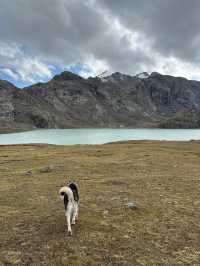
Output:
top-left (0, 71), bottom-right (25, 88)
top-left (66, 63), bottom-right (91, 77)
top-left (0, 63), bottom-right (91, 88)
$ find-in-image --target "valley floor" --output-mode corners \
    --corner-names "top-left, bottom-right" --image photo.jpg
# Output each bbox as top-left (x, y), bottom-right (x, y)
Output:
top-left (0, 141), bottom-right (200, 265)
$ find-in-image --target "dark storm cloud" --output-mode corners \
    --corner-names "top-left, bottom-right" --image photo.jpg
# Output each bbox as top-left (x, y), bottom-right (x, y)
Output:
top-left (0, 0), bottom-right (106, 62)
top-left (99, 0), bottom-right (200, 62)
top-left (0, 0), bottom-right (200, 83)
top-left (0, 0), bottom-right (149, 67)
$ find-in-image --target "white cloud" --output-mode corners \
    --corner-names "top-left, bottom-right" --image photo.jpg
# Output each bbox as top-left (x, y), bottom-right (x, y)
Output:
top-left (17, 57), bottom-right (52, 82)
top-left (80, 55), bottom-right (110, 78)
top-left (0, 42), bottom-right (53, 83)
top-left (153, 55), bottom-right (200, 80)
top-left (0, 68), bottom-right (18, 80)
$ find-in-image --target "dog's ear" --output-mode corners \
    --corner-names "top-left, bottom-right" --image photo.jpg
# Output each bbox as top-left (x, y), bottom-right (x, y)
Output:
top-left (67, 179), bottom-right (72, 186)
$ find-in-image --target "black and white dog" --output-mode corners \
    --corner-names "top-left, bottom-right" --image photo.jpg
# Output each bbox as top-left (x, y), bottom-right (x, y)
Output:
top-left (59, 181), bottom-right (79, 235)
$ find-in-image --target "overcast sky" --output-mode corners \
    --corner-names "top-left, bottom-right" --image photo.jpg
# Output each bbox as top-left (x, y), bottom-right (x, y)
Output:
top-left (1, 0), bottom-right (200, 87)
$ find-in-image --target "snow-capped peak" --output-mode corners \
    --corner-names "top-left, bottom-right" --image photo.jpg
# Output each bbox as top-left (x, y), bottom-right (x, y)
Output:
top-left (135, 72), bottom-right (150, 79)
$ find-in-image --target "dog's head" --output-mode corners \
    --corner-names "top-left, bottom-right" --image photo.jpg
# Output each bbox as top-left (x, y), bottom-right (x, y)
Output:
top-left (67, 179), bottom-right (75, 186)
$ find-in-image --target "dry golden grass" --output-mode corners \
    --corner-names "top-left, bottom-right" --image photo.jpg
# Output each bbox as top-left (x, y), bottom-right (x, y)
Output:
top-left (1, 141), bottom-right (200, 265)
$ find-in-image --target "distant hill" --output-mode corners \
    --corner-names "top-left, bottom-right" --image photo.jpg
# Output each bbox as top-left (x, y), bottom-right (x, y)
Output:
top-left (1, 71), bottom-right (200, 133)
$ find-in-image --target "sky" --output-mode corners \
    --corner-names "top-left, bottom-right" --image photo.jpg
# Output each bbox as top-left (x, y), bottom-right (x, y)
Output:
top-left (1, 0), bottom-right (200, 88)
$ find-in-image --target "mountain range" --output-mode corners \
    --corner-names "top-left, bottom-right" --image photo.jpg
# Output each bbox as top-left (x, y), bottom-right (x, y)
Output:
top-left (1, 71), bottom-right (200, 133)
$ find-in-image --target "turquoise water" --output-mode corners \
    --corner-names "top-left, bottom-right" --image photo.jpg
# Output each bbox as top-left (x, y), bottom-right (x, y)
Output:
top-left (0, 128), bottom-right (200, 145)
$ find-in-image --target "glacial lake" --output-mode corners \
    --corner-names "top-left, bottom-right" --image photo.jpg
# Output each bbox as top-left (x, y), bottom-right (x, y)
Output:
top-left (0, 128), bottom-right (200, 145)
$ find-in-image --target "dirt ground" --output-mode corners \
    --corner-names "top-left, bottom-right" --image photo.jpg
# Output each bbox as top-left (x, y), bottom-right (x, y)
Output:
top-left (1, 140), bottom-right (200, 265)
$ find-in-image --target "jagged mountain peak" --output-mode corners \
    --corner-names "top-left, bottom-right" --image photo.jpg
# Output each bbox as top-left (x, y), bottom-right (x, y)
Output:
top-left (52, 71), bottom-right (84, 81)
top-left (150, 71), bottom-right (162, 77)
top-left (99, 72), bottom-right (132, 83)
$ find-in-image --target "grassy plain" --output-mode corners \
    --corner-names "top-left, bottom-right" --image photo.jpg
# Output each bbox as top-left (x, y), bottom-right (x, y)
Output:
top-left (1, 141), bottom-right (200, 265)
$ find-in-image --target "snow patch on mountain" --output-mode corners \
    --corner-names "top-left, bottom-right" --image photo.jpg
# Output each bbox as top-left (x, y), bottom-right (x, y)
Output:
top-left (135, 72), bottom-right (150, 79)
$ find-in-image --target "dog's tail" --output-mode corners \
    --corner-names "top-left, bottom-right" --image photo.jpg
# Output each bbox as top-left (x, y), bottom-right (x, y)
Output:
top-left (68, 181), bottom-right (79, 202)
top-left (59, 186), bottom-right (73, 200)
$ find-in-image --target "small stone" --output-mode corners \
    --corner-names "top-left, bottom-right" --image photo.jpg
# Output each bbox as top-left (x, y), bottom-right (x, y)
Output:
top-left (26, 170), bottom-right (32, 176)
top-left (111, 197), bottom-right (118, 201)
top-left (126, 201), bottom-right (138, 209)
top-left (124, 235), bottom-right (130, 239)
top-left (103, 210), bottom-right (109, 216)
top-left (113, 254), bottom-right (122, 259)
top-left (39, 166), bottom-right (53, 173)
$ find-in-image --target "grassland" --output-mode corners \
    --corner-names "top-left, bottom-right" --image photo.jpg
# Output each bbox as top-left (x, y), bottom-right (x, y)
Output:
top-left (1, 141), bottom-right (200, 265)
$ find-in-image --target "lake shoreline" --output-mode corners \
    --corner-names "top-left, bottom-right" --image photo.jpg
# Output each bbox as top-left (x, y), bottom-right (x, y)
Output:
top-left (1, 126), bottom-right (200, 135)
top-left (0, 138), bottom-right (199, 148)
top-left (1, 128), bottom-right (200, 145)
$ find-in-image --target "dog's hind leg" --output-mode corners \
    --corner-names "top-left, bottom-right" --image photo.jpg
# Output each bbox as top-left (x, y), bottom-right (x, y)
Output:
top-left (65, 209), bottom-right (72, 235)
top-left (75, 202), bottom-right (79, 220)
top-left (72, 202), bottom-right (78, 224)
top-left (71, 212), bottom-right (76, 225)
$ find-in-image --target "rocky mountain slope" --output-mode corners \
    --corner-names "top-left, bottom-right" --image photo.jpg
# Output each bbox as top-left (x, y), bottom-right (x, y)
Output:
top-left (1, 71), bottom-right (200, 132)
